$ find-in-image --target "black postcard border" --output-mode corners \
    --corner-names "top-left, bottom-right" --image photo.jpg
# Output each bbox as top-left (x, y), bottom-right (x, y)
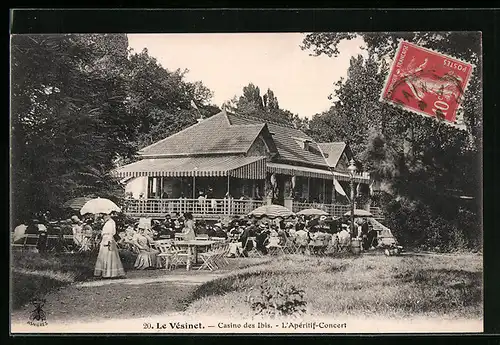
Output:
top-left (7, 7), bottom-right (499, 341)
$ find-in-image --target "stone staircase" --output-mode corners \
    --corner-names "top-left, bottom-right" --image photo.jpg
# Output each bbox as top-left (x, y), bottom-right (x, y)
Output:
top-left (368, 218), bottom-right (396, 246)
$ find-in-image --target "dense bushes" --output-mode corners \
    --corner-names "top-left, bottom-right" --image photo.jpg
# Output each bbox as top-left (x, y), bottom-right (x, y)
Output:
top-left (382, 196), bottom-right (481, 252)
top-left (247, 283), bottom-right (307, 318)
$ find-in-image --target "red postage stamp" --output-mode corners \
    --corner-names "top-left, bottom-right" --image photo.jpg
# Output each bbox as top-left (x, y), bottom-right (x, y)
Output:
top-left (380, 40), bottom-right (474, 124)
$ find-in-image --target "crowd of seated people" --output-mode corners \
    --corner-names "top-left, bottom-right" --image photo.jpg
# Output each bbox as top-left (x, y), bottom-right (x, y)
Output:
top-left (13, 208), bottom-right (378, 263)
top-left (213, 214), bottom-right (379, 257)
top-left (109, 211), bottom-right (380, 270)
top-left (11, 213), bottom-right (103, 254)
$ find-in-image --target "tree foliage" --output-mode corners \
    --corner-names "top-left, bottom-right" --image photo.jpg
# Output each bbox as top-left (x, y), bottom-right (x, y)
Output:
top-left (302, 32), bottom-right (482, 250)
top-left (225, 83), bottom-right (309, 130)
top-left (302, 32), bottom-right (482, 141)
top-left (127, 49), bottom-right (219, 151)
top-left (11, 34), bottom-right (218, 221)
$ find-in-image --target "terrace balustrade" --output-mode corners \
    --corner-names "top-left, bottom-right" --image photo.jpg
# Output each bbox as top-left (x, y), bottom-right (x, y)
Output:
top-left (292, 201), bottom-right (384, 220)
top-left (122, 198), bottom-right (384, 220)
top-left (122, 198), bottom-right (265, 219)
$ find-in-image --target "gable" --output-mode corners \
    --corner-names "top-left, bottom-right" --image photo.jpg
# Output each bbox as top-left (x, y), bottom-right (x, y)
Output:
top-left (317, 142), bottom-right (351, 168)
top-left (226, 112), bottom-right (328, 167)
top-left (336, 152), bottom-right (350, 171)
top-left (247, 135), bottom-right (268, 157)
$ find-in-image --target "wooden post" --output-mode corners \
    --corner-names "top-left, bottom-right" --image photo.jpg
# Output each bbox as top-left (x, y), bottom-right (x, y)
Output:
top-left (350, 177), bottom-right (355, 237)
top-left (307, 177), bottom-right (310, 202)
top-left (331, 172), bottom-right (336, 204)
top-left (192, 175), bottom-right (196, 199)
top-left (322, 179), bottom-right (326, 204)
top-left (147, 177), bottom-right (153, 198)
top-left (156, 177), bottom-right (161, 198)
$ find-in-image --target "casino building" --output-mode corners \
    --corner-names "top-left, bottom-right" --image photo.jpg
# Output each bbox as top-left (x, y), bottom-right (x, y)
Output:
top-left (112, 110), bottom-right (376, 220)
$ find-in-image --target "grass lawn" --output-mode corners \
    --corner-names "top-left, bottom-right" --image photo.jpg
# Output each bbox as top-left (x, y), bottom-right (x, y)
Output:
top-left (10, 248), bottom-right (270, 321)
top-left (10, 250), bottom-right (138, 310)
top-left (184, 253), bottom-right (483, 319)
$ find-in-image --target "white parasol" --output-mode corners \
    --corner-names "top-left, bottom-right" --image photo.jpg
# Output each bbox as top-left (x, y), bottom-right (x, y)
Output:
top-left (248, 204), bottom-right (294, 219)
top-left (80, 197), bottom-right (121, 215)
top-left (297, 208), bottom-right (329, 216)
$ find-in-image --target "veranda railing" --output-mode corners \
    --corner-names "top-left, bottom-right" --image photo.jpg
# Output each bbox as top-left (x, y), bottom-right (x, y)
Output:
top-left (123, 198), bottom-right (265, 218)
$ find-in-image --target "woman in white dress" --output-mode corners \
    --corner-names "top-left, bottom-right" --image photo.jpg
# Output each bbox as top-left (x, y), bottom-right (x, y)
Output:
top-left (133, 228), bottom-right (160, 270)
top-left (181, 212), bottom-right (196, 241)
top-left (71, 216), bottom-right (84, 248)
top-left (94, 213), bottom-right (125, 278)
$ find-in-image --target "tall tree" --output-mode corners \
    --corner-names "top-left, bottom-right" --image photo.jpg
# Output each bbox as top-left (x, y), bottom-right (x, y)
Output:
top-left (229, 83), bottom-right (309, 130)
top-left (126, 48), bottom-right (219, 151)
top-left (302, 32), bottom-right (482, 143)
top-left (308, 53), bottom-right (390, 155)
top-left (10, 35), bottom-right (219, 221)
top-left (11, 34), bottom-right (135, 219)
top-left (302, 33), bottom-right (482, 249)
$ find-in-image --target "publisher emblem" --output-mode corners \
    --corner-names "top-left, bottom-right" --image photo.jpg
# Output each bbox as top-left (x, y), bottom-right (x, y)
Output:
top-left (27, 298), bottom-right (48, 326)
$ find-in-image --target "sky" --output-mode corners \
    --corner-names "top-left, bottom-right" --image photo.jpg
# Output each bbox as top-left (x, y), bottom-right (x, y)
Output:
top-left (127, 33), bottom-right (367, 119)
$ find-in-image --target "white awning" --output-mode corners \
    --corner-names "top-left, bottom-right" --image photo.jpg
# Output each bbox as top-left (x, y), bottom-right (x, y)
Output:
top-left (266, 162), bottom-right (369, 183)
top-left (112, 156), bottom-right (267, 179)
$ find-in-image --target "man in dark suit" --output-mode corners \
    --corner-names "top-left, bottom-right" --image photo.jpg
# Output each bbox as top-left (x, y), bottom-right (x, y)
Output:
top-left (361, 218), bottom-right (370, 250)
top-left (239, 224), bottom-right (253, 255)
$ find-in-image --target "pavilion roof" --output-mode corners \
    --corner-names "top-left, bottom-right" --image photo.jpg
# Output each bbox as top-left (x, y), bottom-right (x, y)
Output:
top-left (138, 110), bottom-right (350, 170)
top-left (139, 112), bottom-right (265, 157)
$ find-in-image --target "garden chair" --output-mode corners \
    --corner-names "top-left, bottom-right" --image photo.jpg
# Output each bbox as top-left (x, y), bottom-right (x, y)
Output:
top-left (203, 242), bottom-right (228, 270)
top-left (283, 235), bottom-right (299, 254)
top-left (246, 237), bottom-right (263, 257)
top-left (216, 242), bottom-right (231, 267)
top-left (328, 234), bottom-right (340, 253)
top-left (218, 242), bottom-right (231, 266)
top-left (267, 236), bottom-right (285, 256)
top-left (338, 239), bottom-right (351, 252)
top-left (213, 242), bottom-right (228, 268)
top-left (168, 243), bottom-right (193, 269)
top-left (198, 245), bottom-right (218, 271)
top-left (236, 236), bottom-right (253, 258)
top-left (154, 240), bottom-right (177, 270)
top-left (309, 237), bottom-right (328, 256)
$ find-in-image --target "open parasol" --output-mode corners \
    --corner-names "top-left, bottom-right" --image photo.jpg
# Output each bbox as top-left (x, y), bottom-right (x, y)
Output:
top-left (248, 204), bottom-right (294, 219)
top-left (343, 209), bottom-right (373, 217)
top-left (297, 208), bottom-right (328, 216)
top-left (80, 197), bottom-right (121, 215)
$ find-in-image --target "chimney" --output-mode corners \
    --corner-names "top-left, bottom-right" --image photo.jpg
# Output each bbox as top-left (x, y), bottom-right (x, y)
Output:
top-left (303, 139), bottom-right (311, 151)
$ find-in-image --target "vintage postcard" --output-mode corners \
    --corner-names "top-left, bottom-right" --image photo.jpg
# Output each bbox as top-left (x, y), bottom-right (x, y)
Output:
top-left (10, 29), bottom-right (482, 334)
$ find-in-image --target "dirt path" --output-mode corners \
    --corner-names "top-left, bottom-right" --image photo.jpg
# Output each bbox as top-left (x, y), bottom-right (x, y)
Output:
top-left (11, 262), bottom-right (244, 326)
top-left (11, 257), bottom-right (270, 327)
